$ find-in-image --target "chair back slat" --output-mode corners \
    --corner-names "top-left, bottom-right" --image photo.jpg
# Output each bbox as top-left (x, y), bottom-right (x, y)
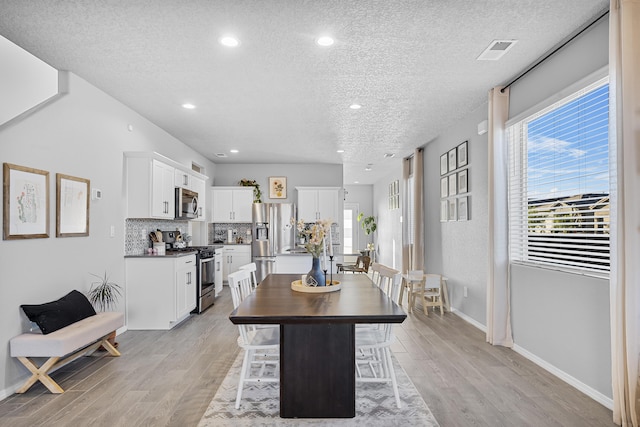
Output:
top-left (238, 262), bottom-right (259, 290)
top-left (228, 269), bottom-right (253, 308)
top-left (378, 265), bottom-right (400, 300)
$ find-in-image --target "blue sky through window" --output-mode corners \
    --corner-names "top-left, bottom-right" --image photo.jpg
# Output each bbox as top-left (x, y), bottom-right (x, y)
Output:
top-left (526, 84), bottom-right (609, 201)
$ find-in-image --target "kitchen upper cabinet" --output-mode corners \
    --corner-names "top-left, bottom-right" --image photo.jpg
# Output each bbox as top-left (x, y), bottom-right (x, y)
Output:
top-left (296, 187), bottom-right (340, 222)
top-left (126, 254), bottom-right (196, 330)
top-left (125, 152), bottom-right (209, 221)
top-left (126, 156), bottom-right (175, 219)
top-left (211, 187), bottom-right (253, 223)
top-left (191, 176), bottom-right (206, 221)
top-left (221, 245), bottom-right (251, 282)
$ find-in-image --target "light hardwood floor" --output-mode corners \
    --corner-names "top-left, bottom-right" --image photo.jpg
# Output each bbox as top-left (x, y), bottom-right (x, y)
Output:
top-left (0, 288), bottom-right (615, 427)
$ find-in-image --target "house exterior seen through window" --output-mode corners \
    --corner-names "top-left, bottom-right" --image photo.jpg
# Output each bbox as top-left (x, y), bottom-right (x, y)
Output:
top-left (507, 77), bottom-right (610, 275)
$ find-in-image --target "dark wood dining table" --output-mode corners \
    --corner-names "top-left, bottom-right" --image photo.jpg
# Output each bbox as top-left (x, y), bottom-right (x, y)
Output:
top-left (229, 273), bottom-right (406, 419)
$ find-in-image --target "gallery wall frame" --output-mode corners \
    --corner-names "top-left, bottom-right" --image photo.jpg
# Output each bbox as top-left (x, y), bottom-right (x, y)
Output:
top-left (457, 140), bottom-right (468, 168)
top-left (56, 173), bottom-right (90, 237)
top-left (440, 153), bottom-right (448, 175)
top-left (3, 162), bottom-right (50, 240)
top-left (448, 198), bottom-right (457, 221)
top-left (440, 200), bottom-right (448, 222)
top-left (448, 173), bottom-right (457, 196)
top-left (448, 148), bottom-right (457, 172)
top-left (269, 176), bottom-right (287, 199)
top-left (458, 196), bottom-right (469, 221)
top-left (458, 169), bottom-right (468, 194)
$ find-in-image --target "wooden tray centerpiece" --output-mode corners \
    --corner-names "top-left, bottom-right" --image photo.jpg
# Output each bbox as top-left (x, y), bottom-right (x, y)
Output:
top-left (291, 279), bottom-right (341, 293)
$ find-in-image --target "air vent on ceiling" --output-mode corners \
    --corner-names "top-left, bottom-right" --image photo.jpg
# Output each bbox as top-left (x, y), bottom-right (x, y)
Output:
top-left (215, 153), bottom-right (228, 158)
top-left (383, 153), bottom-right (395, 159)
top-left (477, 39), bottom-right (517, 61)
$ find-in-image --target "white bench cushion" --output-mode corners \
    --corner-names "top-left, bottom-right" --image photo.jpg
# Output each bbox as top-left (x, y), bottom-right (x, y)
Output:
top-left (10, 312), bottom-right (124, 357)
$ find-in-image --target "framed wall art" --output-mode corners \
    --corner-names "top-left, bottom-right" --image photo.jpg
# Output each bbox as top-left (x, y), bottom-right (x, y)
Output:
top-left (440, 177), bottom-right (448, 198)
top-left (56, 173), bottom-right (90, 237)
top-left (440, 200), bottom-right (448, 222)
top-left (458, 140), bottom-right (468, 168)
top-left (458, 196), bottom-right (469, 221)
top-left (269, 176), bottom-right (287, 199)
top-left (448, 173), bottom-right (457, 196)
top-left (458, 169), bottom-right (468, 193)
top-left (448, 198), bottom-right (457, 221)
top-left (3, 163), bottom-right (50, 240)
top-left (440, 153), bottom-right (448, 175)
top-left (448, 148), bottom-right (457, 171)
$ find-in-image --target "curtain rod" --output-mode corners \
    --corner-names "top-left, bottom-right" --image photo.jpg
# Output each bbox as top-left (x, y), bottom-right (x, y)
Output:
top-left (500, 9), bottom-right (609, 93)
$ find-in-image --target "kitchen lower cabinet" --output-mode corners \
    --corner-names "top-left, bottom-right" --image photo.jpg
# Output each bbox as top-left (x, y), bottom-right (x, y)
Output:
top-left (126, 254), bottom-right (197, 330)
top-left (275, 254), bottom-right (312, 274)
top-left (222, 245), bottom-right (251, 283)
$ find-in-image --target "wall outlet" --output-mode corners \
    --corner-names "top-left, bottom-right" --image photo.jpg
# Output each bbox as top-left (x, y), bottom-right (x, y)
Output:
top-left (463, 286), bottom-right (468, 297)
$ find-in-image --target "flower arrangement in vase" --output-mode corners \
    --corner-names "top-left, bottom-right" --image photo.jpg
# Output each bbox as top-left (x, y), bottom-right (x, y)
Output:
top-left (292, 218), bottom-right (332, 286)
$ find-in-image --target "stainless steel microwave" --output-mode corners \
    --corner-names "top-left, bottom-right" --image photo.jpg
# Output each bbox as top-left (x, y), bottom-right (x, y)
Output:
top-left (175, 188), bottom-right (199, 219)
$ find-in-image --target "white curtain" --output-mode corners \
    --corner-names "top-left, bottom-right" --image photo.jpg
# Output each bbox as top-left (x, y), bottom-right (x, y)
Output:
top-left (609, 1), bottom-right (640, 425)
top-left (486, 87), bottom-right (514, 347)
top-left (402, 148), bottom-right (425, 273)
top-left (413, 148), bottom-right (424, 271)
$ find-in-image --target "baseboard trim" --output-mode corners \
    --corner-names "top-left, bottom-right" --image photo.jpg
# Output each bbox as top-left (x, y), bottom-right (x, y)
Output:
top-left (512, 344), bottom-right (613, 410)
top-left (450, 306), bottom-right (487, 332)
top-left (450, 307), bottom-right (613, 410)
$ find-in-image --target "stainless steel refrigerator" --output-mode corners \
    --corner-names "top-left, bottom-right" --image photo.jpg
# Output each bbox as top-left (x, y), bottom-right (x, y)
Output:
top-left (252, 203), bottom-right (296, 282)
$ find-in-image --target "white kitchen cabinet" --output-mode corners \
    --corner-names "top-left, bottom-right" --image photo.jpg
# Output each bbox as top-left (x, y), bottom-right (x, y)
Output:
top-left (174, 169), bottom-right (192, 189)
top-left (126, 254), bottom-right (197, 330)
top-left (126, 156), bottom-right (175, 219)
top-left (211, 187), bottom-right (253, 223)
top-left (221, 245), bottom-right (252, 282)
top-left (296, 187), bottom-right (340, 222)
top-left (191, 176), bottom-right (206, 221)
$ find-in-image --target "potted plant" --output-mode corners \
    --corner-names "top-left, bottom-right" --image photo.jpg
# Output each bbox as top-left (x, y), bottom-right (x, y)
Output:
top-left (239, 178), bottom-right (262, 203)
top-left (357, 213), bottom-right (377, 235)
top-left (88, 272), bottom-right (122, 347)
top-left (357, 213), bottom-right (377, 259)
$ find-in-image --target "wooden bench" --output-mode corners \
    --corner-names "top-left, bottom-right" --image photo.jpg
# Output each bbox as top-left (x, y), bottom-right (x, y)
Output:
top-left (10, 311), bottom-right (124, 394)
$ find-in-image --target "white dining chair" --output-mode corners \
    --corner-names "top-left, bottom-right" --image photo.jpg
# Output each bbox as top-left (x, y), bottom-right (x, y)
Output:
top-left (227, 269), bottom-right (279, 409)
top-left (238, 262), bottom-right (259, 291)
top-left (355, 265), bottom-right (402, 408)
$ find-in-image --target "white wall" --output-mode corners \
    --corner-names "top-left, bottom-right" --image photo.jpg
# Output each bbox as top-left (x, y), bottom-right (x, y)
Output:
top-left (423, 103), bottom-right (489, 324)
top-left (0, 42), bottom-right (215, 397)
top-left (373, 170), bottom-right (403, 270)
top-left (344, 185), bottom-right (374, 251)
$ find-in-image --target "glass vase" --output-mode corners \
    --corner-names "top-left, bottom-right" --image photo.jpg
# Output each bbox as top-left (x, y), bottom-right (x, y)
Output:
top-left (306, 257), bottom-right (326, 287)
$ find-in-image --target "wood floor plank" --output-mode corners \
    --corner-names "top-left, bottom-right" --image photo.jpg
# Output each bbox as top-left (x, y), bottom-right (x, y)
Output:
top-left (0, 287), bottom-right (616, 426)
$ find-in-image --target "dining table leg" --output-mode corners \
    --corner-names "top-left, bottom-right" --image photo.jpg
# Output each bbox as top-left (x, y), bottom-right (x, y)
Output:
top-left (280, 323), bottom-right (356, 418)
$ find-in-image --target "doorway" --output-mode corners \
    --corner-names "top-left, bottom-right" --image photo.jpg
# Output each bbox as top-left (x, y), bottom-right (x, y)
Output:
top-left (343, 203), bottom-right (359, 257)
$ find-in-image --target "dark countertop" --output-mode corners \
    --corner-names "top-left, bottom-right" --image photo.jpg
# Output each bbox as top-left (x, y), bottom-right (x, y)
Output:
top-left (125, 251), bottom-right (197, 259)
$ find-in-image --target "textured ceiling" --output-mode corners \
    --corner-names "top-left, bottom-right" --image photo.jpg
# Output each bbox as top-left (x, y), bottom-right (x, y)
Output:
top-left (0, 0), bottom-right (608, 184)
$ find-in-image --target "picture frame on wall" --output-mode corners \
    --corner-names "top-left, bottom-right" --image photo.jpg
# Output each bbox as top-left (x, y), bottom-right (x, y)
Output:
top-left (448, 148), bottom-right (457, 171)
top-left (458, 169), bottom-right (468, 193)
top-left (448, 198), bottom-right (457, 221)
top-left (269, 176), bottom-right (287, 199)
top-left (440, 177), bottom-right (448, 198)
top-left (56, 173), bottom-right (90, 237)
top-left (440, 200), bottom-right (448, 222)
top-left (440, 153), bottom-right (448, 175)
top-left (448, 173), bottom-right (457, 196)
top-left (3, 163), bottom-right (50, 240)
top-left (458, 196), bottom-right (469, 221)
top-left (458, 140), bottom-right (468, 168)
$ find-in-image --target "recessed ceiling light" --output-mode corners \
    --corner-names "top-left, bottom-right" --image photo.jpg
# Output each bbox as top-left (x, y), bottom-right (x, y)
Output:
top-left (316, 36), bottom-right (334, 47)
top-left (349, 104), bottom-right (361, 110)
top-left (182, 103), bottom-right (196, 109)
top-left (365, 164), bottom-right (373, 171)
top-left (354, 181), bottom-right (359, 184)
top-left (337, 149), bottom-right (345, 153)
top-left (230, 149), bottom-right (239, 154)
top-left (219, 36), bottom-right (240, 47)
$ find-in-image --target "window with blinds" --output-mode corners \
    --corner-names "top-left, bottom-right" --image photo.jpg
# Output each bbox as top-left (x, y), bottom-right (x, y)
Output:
top-left (507, 77), bottom-right (610, 275)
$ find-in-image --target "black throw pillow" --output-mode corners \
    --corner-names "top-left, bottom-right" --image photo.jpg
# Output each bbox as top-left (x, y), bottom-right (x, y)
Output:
top-left (21, 290), bottom-right (96, 335)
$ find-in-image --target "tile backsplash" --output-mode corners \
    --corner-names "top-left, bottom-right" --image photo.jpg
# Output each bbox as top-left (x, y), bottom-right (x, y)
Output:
top-left (209, 223), bottom-right (252, 244)
top-left (125, 219), bottom-right (191, 255)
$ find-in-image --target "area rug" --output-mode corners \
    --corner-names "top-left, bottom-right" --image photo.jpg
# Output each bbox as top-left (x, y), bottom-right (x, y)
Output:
top-left (198, 351), bottom-right (440, 426)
